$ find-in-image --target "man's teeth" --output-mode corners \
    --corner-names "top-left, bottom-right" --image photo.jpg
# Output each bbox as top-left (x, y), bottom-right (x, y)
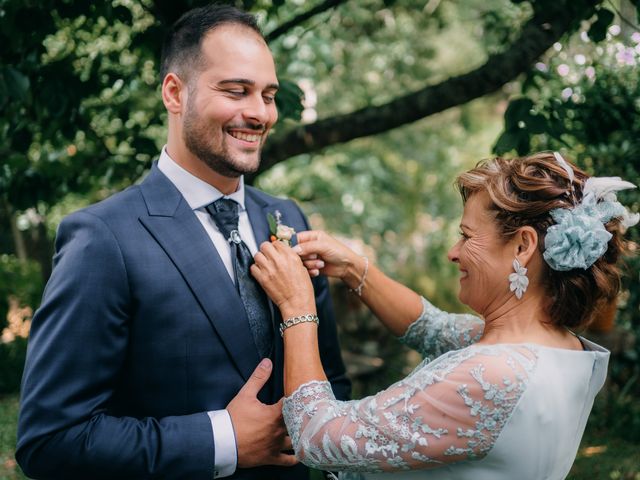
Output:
top-left (229, 131), bottom-right (261, 142)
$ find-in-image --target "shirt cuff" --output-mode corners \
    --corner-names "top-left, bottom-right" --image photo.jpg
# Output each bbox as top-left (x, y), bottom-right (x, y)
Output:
top-left (207, 410), bottom-right (237, 478)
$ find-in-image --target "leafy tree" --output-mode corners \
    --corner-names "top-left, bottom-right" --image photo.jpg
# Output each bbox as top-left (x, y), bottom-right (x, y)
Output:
top-left (1, 0), bottom-right (615, 230)
top-left (1, 0), bottom-right (637, 392)
top-left (494, 10), bottom-right (640, 441)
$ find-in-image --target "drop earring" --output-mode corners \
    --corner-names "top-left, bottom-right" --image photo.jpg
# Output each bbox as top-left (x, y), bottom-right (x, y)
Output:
top-left (509, 259), bottom-right (529, 300)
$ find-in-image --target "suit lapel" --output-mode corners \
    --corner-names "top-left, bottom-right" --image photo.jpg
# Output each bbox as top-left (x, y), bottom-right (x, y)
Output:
top-left (244, 188), bottom-right (272, 246)
top-left (245, 188), bottom-right (288, 400)
top-left (138, 165), bottom-right (260, 381)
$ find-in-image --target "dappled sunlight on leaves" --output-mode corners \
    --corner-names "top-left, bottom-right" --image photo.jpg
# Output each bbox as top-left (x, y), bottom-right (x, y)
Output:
top-left (579, 444), bottom-right (607, 457)
top-left (2, 297), bottom-right (32, 344)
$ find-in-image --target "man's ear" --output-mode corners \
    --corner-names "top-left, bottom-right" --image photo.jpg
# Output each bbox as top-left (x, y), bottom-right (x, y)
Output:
top-left (162, 73), bottom-right (184, 114)
top-left (514, 226), bottom-right (539, 267)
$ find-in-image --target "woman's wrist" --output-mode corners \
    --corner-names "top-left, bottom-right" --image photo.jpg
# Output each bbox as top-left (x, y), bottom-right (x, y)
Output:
top-left (280, 304), bottom-right (317, 321)
top-left (280, 313), bottom-right (319, 337)
top-left (343, 255), bottom-right (369, 291)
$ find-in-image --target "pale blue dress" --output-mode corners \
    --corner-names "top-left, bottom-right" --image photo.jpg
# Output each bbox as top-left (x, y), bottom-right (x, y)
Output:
top-left (283, 297), bottom-right (609, 480)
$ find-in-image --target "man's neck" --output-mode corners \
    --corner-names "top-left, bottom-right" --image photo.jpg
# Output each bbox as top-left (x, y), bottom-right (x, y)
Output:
top-left (165, 144), bottom-right (241, 195)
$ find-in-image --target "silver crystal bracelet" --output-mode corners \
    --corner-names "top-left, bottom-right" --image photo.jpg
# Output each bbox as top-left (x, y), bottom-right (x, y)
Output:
top-left (279, 313), bottom-right (319, 337)
top-left (349, 256), bottom-right (369, 297)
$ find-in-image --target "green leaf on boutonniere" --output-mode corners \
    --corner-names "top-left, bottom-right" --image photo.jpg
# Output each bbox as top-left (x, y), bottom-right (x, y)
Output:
top-left (267, 212), bottom-right (277, 236)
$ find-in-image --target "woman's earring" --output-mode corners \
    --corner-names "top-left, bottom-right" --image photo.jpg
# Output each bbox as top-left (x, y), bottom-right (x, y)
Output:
top-left (509, 259), bottom-right (529, 300)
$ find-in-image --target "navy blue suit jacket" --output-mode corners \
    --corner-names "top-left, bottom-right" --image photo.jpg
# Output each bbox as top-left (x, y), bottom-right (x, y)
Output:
top-left (16, 164), bottom-right (350, 479)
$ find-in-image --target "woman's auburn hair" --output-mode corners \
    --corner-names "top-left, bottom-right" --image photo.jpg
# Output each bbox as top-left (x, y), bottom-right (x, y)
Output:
top-left (455, 152), bottom-right (630, 330)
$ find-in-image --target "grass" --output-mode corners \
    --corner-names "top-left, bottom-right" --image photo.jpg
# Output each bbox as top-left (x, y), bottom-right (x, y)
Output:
top-left (568, 433), bottom-right (640, 480)
top-left (0, 395), bottom-right (25, 480)
top-left (1, 394), bottom-right (638, 480)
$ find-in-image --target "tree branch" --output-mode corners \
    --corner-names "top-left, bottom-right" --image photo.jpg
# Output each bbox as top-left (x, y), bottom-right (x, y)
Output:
top-left (265, 0), bottom-right (349, 42)
top-left (606, 0), bottom-right (640, 30)
top-left (256, 0), bottom-right (602, 177)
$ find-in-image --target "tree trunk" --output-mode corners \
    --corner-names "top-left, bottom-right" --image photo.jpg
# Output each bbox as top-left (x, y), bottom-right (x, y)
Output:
top-left (4, 200), bottom-right (27, 263)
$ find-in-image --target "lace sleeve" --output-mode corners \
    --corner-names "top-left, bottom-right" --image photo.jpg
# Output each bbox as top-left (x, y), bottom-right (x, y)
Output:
top-left (399, 297), bottom-right (484, 357)
top-left (282, 345), bottom-right (537, 474)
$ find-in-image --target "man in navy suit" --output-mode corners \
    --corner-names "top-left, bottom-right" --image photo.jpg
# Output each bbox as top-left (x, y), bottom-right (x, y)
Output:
top-left (16, 4), bottom-right (350, 479)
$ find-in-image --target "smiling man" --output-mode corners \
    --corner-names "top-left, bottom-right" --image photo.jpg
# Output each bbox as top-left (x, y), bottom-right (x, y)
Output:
top-left (16, 5), bottom-right (349, 480)
top-left (165, 21), bottom-right (279, 189)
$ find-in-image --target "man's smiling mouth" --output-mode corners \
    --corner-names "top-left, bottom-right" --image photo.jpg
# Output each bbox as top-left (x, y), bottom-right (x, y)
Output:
top-left (227, 130), bottom-right (263, 142)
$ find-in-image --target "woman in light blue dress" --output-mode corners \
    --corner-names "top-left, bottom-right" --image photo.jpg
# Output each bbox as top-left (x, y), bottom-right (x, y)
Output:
top-left (251, 152), bottom-right (638, 479)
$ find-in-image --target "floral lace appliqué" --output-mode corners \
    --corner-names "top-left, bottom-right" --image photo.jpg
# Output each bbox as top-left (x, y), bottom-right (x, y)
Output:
top-left (283, 345), bottom-right (538, 474)
top-left (399, 297), bottom-right (484, 358)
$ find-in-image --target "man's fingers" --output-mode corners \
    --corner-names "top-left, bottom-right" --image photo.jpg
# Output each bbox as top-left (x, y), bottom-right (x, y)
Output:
top-left (271, 453), bottom-right (298, 467)
top-left (238, 358), bottom-right (273, 398)
top-left (282, 435), bottom-right (293, 451)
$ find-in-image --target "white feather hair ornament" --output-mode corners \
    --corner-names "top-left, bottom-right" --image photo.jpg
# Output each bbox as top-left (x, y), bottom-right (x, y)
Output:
top-left (583, 176), bottom-right (637, 201)
top-left (553, 151), bottom-right (575, 185)
top-left (583, 176), bottom-right (639, 228)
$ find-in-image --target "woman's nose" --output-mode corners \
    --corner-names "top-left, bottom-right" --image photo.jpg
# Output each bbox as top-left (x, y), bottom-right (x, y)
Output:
top-left (447, 240), bottom-right (460, 263)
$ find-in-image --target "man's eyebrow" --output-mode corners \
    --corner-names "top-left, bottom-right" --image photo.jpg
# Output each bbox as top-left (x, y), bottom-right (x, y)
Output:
top-left (218, 79), bottom-right (279, 90)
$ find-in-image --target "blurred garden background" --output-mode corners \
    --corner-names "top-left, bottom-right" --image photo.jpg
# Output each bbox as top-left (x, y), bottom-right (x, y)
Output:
top-left (1, 0), bottom-right (640, 478)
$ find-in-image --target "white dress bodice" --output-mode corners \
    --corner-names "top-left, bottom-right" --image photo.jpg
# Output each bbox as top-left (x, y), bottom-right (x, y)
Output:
top-left (283, 298), bottom-right (609, 480)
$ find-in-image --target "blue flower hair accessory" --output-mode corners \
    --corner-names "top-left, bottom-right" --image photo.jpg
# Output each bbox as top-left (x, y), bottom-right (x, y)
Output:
top-left (543, 154), bottom-right (639, 271)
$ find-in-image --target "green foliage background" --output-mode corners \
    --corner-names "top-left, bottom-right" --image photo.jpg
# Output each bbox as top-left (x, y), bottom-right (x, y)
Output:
top-left (1, 0), bottom-right (639, 477)
top-left (495, 19), bottom-right (640, 445)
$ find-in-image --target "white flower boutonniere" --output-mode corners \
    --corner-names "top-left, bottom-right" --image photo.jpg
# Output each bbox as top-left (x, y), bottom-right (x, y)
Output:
top-left (267, 210), bottom-right (296, 246)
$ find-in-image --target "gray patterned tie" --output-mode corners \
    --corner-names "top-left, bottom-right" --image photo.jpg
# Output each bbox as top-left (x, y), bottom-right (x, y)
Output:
top-left (206, 198), bottom-right (273, 359)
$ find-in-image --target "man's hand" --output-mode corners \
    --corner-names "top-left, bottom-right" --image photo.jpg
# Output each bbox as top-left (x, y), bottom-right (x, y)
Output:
top-left (226, 359), bottom-right (297, 468)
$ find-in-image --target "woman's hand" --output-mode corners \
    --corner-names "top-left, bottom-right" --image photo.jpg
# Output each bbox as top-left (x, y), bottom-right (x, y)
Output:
top-left (251, 240), bottom-right (316, 317)
top-left (293, 231), bottom-right (365, 288)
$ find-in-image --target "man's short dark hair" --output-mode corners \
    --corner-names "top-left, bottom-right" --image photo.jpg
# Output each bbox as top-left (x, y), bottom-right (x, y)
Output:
top-left (160, 4), bottom-right (263, 82)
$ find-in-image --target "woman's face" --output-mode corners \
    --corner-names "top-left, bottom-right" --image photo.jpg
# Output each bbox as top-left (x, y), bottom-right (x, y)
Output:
top-left (447, 191), bottom-right (515, 315)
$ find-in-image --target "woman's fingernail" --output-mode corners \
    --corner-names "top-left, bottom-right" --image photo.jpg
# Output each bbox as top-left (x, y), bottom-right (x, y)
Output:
top-left (292, 245), bottom-right (302, 254)
top-left (317, 261), bottom-right (325, 268)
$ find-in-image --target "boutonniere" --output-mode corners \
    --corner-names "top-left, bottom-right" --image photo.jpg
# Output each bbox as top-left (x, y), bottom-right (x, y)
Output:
top-left (267, 210), bottom-right (296, 246)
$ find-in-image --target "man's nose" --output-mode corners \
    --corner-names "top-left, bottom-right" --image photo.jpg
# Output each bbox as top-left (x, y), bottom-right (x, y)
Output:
top-left (242, 94), bottom-right (271, 125)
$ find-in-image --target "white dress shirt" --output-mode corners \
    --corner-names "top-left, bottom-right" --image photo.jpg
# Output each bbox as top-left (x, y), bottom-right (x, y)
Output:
top-left (158, 147), bottom-right (260, 478)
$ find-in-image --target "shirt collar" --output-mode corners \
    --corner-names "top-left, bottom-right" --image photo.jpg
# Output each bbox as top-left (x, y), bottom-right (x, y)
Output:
top-left (157, 146), bottom-right (246, 211)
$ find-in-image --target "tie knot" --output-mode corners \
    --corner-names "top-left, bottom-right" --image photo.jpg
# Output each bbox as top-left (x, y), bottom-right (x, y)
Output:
top-left (206, 198), bottom-right (241, 243)
top-left (212, 198), bottom-right (238, 215)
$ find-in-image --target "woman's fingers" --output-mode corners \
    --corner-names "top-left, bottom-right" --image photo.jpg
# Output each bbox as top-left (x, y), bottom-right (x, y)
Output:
top-left (292, 231), bottom-right (361, 282)
top-left (299, 253), bottom-right (318, 263)
top-left (295, 230), bottom-right (321, 244)
top-left (255, 240), bottom-right (293, 264)
top-left (292, 240), bottom-right (326, 258)
top-left (252, 240), bottom-right (317, 314)
top-left (302, 259), bottom-right (325, 270)
top-left (293, 231), bottom-right (346, 260)
top-left (253, 241), bottom-right (308, 285)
